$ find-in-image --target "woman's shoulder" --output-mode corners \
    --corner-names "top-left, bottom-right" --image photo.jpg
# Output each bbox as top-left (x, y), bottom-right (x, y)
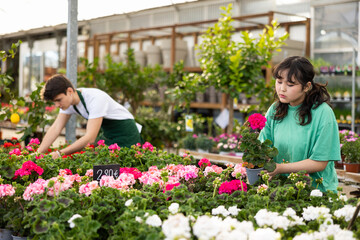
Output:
top-left (312, 102), bottom-right (333, 114)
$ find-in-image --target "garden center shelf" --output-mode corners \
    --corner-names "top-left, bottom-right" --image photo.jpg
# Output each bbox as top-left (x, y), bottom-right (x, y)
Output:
top-left (141, 100), bottom-right (251, 110)
top-left (336, 169), bottom-right (360, 185)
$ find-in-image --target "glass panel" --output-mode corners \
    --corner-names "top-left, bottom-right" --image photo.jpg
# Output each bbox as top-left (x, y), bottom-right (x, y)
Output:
top-left (314, 2), bottom-right (358, 50)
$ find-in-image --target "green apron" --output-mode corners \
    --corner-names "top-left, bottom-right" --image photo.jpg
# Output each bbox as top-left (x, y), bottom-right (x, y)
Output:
top-left (73, 90), bottom-right (143, 148)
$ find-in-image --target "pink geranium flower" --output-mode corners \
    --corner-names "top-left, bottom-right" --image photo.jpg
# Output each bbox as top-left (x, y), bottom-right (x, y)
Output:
top-left (14, 160), bottom-right (44, 179)
top-left (79, 181), bottom-right (99, 196)
top-left (0, 184), bottom-right (16, 198)
top-left (218, 180), bottom-right (247, 195)
top-left (142, 142), bottom-right (154, 152)
top-left (108, 143), bottom-right (120, 151)
top-left (231, 164), bottom-right (247, 178)
top-left (198, 158), bottom-right (211, 168)
top-left (204, 165), bottom-right (223, 176)
top-left (248, 113), bottom-right (267, 130)
top-left (97, 140), bottom-right (105, 146)
top-left (9, 148), bottom-right (21, 156)
top-left (29, 138), bottom-right (40, 145)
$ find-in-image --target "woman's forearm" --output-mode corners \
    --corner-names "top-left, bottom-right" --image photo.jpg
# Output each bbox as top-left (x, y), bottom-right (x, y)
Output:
top-left (275, 159), bottom-right (328, 174)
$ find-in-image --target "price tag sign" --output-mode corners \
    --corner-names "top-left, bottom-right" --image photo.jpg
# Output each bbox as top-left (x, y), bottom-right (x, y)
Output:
top-left (93, 164), bottom-right (120, 181)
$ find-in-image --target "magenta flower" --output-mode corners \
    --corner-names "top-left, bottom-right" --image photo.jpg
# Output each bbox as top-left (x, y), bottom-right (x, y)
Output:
top-left (9, 148), bottom-right (21, 156)
top-left (142, 142), bottom-right (154, 152)
top-left (14, 160), bottom-right (44, 179)
top-left (97, 140), bottom-right (105, 146)
top-left (108, 143), bottom-right (120, 151)
top-left (198, 158), bottom-right (211, 168)
top-left (248, 113), bottom-right (267, 130)
top-left (218, 180), bottom-right (247, 195)
top-left (29, 138), bottom-right (40, 145)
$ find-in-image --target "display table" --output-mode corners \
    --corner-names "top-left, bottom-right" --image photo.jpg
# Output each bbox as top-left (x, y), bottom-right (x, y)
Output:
top-left (179, 149), bottom-right (243, 165)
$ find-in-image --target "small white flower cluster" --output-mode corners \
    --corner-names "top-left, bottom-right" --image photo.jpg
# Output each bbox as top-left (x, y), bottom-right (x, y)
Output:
top-left (212, 205), bottom-right (241, 217)
top-left (168, 202), bottom-right (180, 214)
top-left (145, 214), bottom-right (162, 227)
top-left (293, 223), bottom-right (355, 240)
top-left (254, 208), bottom-right (304, 230)
top-left (162, 213), bottom-right (192, 240)
top-left (310, 189), bottom-right (323, 197)
top-left (334, 204), bottom-right (358, 221)
top-left (68, 214), bottom-right (82, 228)
top-left (193, 215), bottom-right (257, 240)
top-left (302, 206), bottom-right (332, 221)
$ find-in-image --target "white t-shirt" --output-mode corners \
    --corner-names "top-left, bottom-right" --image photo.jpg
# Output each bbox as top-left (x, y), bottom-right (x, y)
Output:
top-left (60, 88), bottom-right (134, 120)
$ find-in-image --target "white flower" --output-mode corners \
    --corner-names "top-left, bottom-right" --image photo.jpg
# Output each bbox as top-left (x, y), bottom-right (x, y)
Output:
top-left (168, 202), bottom-right (180, 214)
top-left (146, 214), bottom-right (162, 227)
top-left (125, 199), bottom-right (133, 207)
top-left (162, 213), bottom-right (191, 240)
top-left (135, 216), bottom-right (143, 223)
top-left (339, 194), bottom-right (348, 202)
top-left (302, 206), bottom-right (331, 221)
top-left (333, 229), bottom-right (356, 240)
top-left (68, 214), bottom-right (82, 228)
top-left (248, 228), bottom-right (281, 240)
top-left (254, 209), bottom-right (279, 227)
top-left (282, 208), bottom-right (297, 217)
top-left (212, 205), bottom-right (229, 217)
top-left (334, 205), bottom-right (358, 221)
top-left (193, 215), bottom-right (223, 239)
top-left (310, 189), bottom-right (323, 197)
top-left (216, 230), bottom-right (247, 240)
top-left (228, 206), bottom-right (241, 216)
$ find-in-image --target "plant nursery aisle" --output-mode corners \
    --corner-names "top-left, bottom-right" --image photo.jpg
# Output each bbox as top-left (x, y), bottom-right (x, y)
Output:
top-left (0, 138), bottom-right (359, 240)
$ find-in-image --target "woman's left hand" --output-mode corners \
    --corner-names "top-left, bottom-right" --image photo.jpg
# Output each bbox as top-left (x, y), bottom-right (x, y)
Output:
top-left (50, 151), bottom-right (61, 159)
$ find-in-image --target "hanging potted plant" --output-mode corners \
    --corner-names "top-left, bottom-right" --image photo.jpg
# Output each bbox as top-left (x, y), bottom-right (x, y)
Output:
top-left (341, 138), bottom-right (360, 173)
top-left (239, 113), bottom-right (278, 184)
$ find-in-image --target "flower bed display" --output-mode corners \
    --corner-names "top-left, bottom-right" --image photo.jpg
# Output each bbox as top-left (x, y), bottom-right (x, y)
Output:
top-left (0, 138), bottom-right (359, 239)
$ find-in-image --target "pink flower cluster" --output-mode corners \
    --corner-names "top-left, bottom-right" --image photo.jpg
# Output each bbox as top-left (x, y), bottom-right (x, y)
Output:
top-left (0, 184), bottom-right (15, 197)
top-left (198, 158), bottom-right (211, 168)
top-left (59, 169), bottom-right (72, 176)
top-left (29, 138), bottom-right (40, 145)
top-left (142, 142), bottom-right (154, 152)
top-left (139, 166), bottom-right (162, 186)
top-left (218, 180), bottom-right (247, 195)
top-left (248, 113), bottom-right (267, 130)
top-left (79, 181), bottom-right (99, 196)
top-left (204, 165), bottom-right (223, 176)
top-left (14, 160), bottom-right (44, 178)
top-left (47, 174), bottom-right (81, 197)
top-left (100, 173), bottom-right (136, 190)
top-left (231, 164), bottom-right (247, 178)
top-left (23, 179), bottom-right (47, 200)
top-left (97, 140), bottom-right (105, 146)
top-left (108, 143), bottom-right (121, 151)
top-left (120, 167), bottom-right (142, 179)
top-left (9, 148), bottom-right (21, 156)
top-left (176, 165), bottom-right (199, 181)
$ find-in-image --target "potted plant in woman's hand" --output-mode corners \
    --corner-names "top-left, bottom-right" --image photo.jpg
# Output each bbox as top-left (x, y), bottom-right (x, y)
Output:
top-left (238, 113), bottom-right (278, 184)
top-left (341, 138), bottom-right (360, 173)
top-left (195, 134), bottom-right (214, 153)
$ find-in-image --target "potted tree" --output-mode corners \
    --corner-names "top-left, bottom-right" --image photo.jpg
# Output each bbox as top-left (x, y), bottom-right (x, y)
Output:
top-left (341, 138), bottom-right (360, 173)
top-left (195, 3), bottom-right (289, 134)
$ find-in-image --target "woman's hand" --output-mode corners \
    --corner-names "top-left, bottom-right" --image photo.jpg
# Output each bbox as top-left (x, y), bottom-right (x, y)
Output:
top-left (268, 163), bottom-right (281, 180)
top-left (50, 151), bottom-right (61, 159)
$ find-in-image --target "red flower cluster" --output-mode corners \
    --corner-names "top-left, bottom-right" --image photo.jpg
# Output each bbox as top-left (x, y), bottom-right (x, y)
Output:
top-left (248, 113), bottom-right (267, 130)
top-left (163, 182), bottom-right (181, 192)
top-left (3, 142), bottom-right (21, 149)
top-left (14, 160), bottom-right (44, 179)
top-left (120, 167), bottom-right (142, 179)
top-left (198, 158), bottom-right (211, 168)
top-left (218, 180), bottom-right (247, 195)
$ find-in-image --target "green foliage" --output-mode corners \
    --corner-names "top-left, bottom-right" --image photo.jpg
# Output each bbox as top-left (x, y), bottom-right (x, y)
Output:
top-left (180, 134), bottom-right (196, 150)
top-left (16, 82), bottom-right (55, 140)
top-left (239, 128), bottom-right (278, 171)
top-left (135, 106), bottom-right (185, 149)
top-left (104, 49), bottom-right (166, 115)
top-left (341, 139), bottom-right (360, 163)
top-left (195, 134), bottom-right (214, 151)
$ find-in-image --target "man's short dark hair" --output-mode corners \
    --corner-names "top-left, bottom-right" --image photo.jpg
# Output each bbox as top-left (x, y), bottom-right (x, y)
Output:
top-left (41, 74), bottom-right (75, 101)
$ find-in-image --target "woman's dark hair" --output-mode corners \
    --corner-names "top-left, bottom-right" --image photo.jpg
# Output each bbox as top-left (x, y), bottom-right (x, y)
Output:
top-left (41, 74), bottom-right (75, 101)
top-left (272, 56), bottom-right (331, 125)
